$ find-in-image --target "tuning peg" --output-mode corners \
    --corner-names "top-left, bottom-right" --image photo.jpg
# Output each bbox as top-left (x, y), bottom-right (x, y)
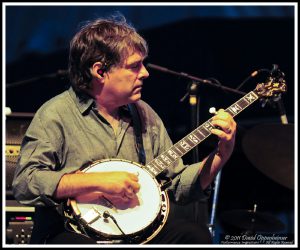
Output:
top-left (209, 107), bottom-right (217, 115)
top-left (5, 107), bottom-right (12, 116)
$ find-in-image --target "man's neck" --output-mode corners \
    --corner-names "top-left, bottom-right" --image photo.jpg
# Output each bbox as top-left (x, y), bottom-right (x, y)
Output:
top-left (95, 103), bottom-right (121, 136)
top-left (96, 104), bottom-right (120, 121)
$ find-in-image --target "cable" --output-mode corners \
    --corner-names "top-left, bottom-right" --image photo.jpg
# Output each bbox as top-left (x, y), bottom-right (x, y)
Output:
top-left (103, 211), bottom-right (137, 244)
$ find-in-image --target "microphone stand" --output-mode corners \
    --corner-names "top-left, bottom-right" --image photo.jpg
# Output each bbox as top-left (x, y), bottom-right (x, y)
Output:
top-left (268, 64), bottom-right (289, 125)
top-left (147, 63), bottom-right (246, 238)
top-left (274, 95), bottom-right (289, 124)
top-left (147, 63), bottom-right (246, 96)
top-left (188, 81), bottom-right (201, 223)
top-left (188, 81), bottom-right (200, 163)
top-left (6, 70), bottom-right (68, 89)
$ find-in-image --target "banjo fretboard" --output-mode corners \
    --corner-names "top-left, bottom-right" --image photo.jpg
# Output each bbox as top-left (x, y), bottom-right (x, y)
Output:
top-left (145, 90), bottom-right (259, 177)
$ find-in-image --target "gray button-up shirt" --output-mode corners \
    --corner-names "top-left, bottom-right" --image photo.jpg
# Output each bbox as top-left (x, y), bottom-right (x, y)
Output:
top-left (12, 87), bottom-right (209, 208)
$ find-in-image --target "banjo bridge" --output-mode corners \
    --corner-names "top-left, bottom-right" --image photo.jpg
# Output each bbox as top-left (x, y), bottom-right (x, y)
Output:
top-left (81, 207), bottom-right (102, 224)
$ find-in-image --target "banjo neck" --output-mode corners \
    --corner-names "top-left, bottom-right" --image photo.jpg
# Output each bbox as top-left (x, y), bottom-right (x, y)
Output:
top-left (144, 90), bottom-right (260, 177)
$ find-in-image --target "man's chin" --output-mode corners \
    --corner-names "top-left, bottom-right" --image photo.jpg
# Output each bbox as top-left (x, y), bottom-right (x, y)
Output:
top-left (130, 93), bottom-right (142, 102)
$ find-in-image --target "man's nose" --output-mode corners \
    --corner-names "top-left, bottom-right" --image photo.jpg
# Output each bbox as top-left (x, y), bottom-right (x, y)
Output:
top-left (140, 64), bottom-right (149, 79)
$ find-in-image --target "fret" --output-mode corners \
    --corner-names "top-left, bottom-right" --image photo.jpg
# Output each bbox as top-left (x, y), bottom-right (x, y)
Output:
top-left (151, 161), bottom-right (163, 171)
top-left (152, 161), bottom-right (162, 171)
top-left (194, 129), bottom-right (206, 140)
top-left (167, 149), bottom-right (179, 160)
top-left (226, 108), bottom-right (235, 117)
top-left (172, 145), bottom-right (184, 156)
top-left (225, 92), bottom-right (258, 118)
top-left (145, 163), bottom-right (159, 176)
top-left (227, 103), bottom-right (242, 116)
top-left (244, 92), bottom-right (258, 104)
top-left (184, 137), bottom-right (196, 147)
top-left (160, 153), bottom-right (172, 165)
top-left (238, 98), bottom-right (251, 108)
top-left (198, 126), bottom-right (210, 137)
top-left (203, 121), bottom-right (214, 133)
top-left (188, 133), bottom-right (200, 144)
top-left (154, 158), bottom-right (165, 169)
top-left (178, 139), bottom-right (193, 152)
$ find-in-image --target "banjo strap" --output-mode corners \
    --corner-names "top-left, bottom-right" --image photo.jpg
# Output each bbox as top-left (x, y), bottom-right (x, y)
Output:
top-left (128, 103), bottom-right (146, 165)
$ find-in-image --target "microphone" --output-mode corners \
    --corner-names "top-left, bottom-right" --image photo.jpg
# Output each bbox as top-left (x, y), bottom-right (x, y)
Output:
top-left (235, 69), bottom-right (270, 90)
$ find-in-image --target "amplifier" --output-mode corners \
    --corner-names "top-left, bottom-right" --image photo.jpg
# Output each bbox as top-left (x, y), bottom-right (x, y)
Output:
top-left (5, 112), bottom-right (34, 144)
top-left (6, 216), bottom-right (34, 244)
top-left (5, 113), bottom-right (35, 245)
top-left (6, 112), bottom-right (33, 192)
top-left (6, 200), bottom-right (35, 244)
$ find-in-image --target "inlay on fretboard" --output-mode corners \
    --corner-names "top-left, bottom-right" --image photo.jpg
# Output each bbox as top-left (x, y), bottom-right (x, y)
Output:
top-left (145, 90), bottom-right (259, 177)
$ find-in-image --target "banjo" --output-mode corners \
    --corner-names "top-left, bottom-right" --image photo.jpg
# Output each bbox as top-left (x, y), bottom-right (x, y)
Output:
top-left (64, 67), bottom-right (287, 244)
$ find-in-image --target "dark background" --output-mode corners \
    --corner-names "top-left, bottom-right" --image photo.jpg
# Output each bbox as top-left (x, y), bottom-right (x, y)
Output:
top-left (4, 4), bottom-right (296, 244)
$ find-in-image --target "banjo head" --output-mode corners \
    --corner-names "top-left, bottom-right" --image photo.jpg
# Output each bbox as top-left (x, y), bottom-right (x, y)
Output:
top-left (69, 159), bottom-right (169, 242)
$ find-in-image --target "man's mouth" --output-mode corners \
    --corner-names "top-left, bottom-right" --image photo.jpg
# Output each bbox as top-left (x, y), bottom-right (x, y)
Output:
top-left (133, 84), bottom-right (143, 91)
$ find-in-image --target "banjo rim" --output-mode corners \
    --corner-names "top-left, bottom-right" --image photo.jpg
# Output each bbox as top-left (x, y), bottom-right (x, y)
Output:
top-left (66, 158), bottom-right (170, 244)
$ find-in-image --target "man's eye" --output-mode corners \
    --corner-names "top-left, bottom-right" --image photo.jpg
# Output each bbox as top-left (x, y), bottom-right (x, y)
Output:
top-left (131, 64), bottom-right (139, 69)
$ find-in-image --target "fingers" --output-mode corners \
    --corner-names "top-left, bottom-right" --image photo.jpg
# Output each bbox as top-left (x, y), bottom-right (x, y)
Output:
top-left (211, 119), bottom-right (232, 134)
top-left (128, 172), bottom-right (139, 181)
top-left (210, 109), bottom-right (236, 140)
top-left (123, 186), bottom-right (134, 200)
top-left (122, 172), bottom-right (140, 199)
top-left (129, 179), bottom-right (140, 193)
top-left (99, 171), bottom-right (140, 200)
top-left (121, 184), bottom-right (139, 201)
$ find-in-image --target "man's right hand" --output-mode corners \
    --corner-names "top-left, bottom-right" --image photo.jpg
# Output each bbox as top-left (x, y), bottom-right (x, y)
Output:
top-left (93, 171), bottom-right (140, 198)
top-left (54, 171), bottom-right (140, 200)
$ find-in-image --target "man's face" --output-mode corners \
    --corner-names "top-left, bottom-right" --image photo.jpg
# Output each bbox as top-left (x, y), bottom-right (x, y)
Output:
top-left (101, 52), bottom-right (149, 106)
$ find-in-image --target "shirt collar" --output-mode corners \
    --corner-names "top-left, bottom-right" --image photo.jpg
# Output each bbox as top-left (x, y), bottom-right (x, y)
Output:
top-left (68, 86), bottom-right (132, 118)
top-left (68, 86), bottom-right (95, 114)
top-left (120, 104), bottom-right (131, 118)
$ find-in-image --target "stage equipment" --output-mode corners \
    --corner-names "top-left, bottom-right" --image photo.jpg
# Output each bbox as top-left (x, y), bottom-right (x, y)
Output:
top-left (5, 112), bottom-right (35, 244)
top-left (242, 123), bottom-right (294, 190)
top-left (220, 207), bottom-right (285, 233)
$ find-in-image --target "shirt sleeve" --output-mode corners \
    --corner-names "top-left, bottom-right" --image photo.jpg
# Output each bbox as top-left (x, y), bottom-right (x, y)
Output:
top-left (12, 110), bottom-right (68, 207)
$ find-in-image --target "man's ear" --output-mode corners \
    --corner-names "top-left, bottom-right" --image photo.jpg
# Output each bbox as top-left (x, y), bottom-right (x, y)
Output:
top-left (91, 62), bottom-right (105, 79)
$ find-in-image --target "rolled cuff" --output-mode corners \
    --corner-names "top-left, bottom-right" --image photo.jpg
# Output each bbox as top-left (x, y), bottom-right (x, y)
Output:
top-left (13, 170), bottom-right (66, 207)
top-left (169, 162), bottom-right (211, 205)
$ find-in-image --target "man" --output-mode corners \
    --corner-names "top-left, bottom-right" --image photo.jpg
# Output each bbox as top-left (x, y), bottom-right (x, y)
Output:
top-left (12, 15), bottom-right (236, 244)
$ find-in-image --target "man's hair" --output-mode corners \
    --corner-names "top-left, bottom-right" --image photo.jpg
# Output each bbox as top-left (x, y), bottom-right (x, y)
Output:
top-left (68, 14), bottom-right (148, 92)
